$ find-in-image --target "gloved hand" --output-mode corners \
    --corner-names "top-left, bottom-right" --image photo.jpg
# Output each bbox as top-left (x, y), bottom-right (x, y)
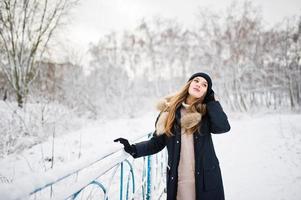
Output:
top-left (114, 138), bottom-right (137, 158)
top-left (204, 89), bottom-right (216, 103)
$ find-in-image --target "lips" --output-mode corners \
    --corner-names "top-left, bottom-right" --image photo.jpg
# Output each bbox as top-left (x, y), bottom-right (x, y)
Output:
top-left (193, 88), bottom-right (200, 92)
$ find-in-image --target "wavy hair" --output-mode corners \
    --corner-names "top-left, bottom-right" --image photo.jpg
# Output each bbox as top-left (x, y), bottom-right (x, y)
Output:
top-left (162, 80), bottom-right (207, 137)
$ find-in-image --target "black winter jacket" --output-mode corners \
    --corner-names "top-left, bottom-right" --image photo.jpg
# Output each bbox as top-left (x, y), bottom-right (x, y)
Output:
top-left (133, 101), bottom-right (231, 200)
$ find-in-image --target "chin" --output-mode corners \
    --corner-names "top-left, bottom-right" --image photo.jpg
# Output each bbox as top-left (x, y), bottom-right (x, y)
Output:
top-left (191, 93), bottom-right (202, 99)
top-left (188, 90), bottom-right (203, 99)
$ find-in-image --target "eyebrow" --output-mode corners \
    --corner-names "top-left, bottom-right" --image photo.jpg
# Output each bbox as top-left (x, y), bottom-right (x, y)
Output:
top-left (194, 78), bottom-right (207, 84)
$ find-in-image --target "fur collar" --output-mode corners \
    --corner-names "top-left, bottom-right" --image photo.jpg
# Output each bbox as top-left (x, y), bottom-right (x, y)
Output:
top-left (155, 95), bottom-right (205, 135)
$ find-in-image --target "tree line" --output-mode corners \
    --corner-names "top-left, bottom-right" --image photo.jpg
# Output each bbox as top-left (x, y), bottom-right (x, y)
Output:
top-left (1, 1), bottom-right (300, 117)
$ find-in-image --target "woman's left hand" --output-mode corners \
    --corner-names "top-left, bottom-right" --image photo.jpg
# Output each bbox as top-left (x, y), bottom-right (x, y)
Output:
top-left (204, 89), bottom-right (216, 103)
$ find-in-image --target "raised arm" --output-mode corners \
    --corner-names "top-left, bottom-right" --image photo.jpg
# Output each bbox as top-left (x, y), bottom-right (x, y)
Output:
top-left (206, 101), bottom-right (231, 134)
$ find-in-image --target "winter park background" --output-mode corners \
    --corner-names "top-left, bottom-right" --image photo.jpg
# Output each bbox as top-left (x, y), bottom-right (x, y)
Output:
top-left (0, 0), bottom-right (301, 199)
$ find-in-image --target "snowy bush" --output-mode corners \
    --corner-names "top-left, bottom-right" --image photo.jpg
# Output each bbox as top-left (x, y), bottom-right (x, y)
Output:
top-left (0, 101), bottom-right (86, 157)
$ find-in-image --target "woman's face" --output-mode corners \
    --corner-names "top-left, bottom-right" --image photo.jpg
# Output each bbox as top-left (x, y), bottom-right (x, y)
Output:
top-left (188, 76), bottom-right (208, 99)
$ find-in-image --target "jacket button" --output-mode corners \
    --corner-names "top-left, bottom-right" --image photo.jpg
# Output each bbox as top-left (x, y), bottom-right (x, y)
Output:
top-left (195, 136), bottom-right (198, 139)
top-left (171, 176), bottom-right (174, 180)
top-left (176, 140), bottom-right (179, 144)
top-left (197, 171), bottom-right (200, 175)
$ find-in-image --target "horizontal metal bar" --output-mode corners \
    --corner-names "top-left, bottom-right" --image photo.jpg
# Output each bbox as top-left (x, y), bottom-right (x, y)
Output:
top-left (0, 132), bottom-right (153, 200)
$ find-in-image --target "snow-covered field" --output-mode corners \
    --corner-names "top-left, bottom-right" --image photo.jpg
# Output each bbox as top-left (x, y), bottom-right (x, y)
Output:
top-left (216, 112), bottom-right (301, 200)
top-left (0, 111), bottom-right (301, 200)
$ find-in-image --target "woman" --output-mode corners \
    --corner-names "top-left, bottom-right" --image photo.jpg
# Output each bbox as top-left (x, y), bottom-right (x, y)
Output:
top-left (114, 72), bottom-right (231, 200)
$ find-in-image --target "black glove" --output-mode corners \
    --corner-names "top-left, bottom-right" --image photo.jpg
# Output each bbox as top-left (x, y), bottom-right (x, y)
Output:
top-left (114, 138), bottom-right (137, 158)
top-left (204, 89), bottom-right (216, 103)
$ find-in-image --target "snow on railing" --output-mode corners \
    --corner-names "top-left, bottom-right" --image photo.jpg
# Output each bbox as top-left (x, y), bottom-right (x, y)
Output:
top-left (0, 132), bottom-right (167, 200)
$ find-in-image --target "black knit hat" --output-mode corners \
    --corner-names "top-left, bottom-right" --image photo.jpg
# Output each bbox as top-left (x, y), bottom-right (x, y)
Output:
top-left (188, 72), bottom-right (212, 92)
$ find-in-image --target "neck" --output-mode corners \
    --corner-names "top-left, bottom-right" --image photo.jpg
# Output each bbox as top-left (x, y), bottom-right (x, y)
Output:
top-left (185, 95), bottom-right (196, 105)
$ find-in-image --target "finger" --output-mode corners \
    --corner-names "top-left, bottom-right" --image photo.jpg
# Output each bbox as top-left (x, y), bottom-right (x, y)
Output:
top-left (114, 138), bottom-right (122, 142)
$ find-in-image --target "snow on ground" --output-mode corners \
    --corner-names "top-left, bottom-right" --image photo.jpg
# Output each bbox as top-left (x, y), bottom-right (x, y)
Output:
top-left (0, 110), bottom-right (158, 183)
top-left (1, 111), bottom-right (301, 200)
top-left (214, 112), bottom-right (301, 200)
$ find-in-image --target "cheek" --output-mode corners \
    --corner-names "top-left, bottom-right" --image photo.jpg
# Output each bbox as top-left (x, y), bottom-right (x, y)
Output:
top-left (188, 83), bottom-right (194, 92)
top-left (197, 88), bottom-right (207, 98)
top-left (188, 86), bottom-right (194, 95)
top-left (196, 91), bottom-right (204, 98)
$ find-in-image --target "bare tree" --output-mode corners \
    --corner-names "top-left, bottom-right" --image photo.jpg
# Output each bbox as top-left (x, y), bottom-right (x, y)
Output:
top-left (0, 0), bottom-right (78, 107)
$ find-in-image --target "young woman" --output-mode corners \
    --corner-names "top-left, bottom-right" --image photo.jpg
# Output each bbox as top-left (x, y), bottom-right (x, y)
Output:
top-left (114, 72), bottom-right (231, 200)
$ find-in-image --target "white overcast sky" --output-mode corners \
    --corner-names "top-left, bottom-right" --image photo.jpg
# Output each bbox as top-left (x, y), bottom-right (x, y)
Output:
top-left (55, 0), bottom-right (301, 63)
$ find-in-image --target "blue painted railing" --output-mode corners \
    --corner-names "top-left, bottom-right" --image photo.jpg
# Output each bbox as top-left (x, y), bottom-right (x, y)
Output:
top-left (0, 133), bottom-right (167, 200)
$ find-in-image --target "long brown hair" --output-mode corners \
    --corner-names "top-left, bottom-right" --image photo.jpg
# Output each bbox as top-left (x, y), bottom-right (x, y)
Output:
top-left (163, 80), bottom-right (207, 137)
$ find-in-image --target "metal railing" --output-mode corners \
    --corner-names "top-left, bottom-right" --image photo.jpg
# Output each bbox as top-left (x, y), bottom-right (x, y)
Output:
top-left (0, 133), bottom-right (167, 200)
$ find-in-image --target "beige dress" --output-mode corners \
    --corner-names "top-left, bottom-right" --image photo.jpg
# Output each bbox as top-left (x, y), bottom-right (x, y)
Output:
top-left (176, 107), bottom-right (196, 200)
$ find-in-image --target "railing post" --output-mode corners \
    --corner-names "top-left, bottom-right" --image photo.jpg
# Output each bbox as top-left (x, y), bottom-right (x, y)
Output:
top-left (146, 155), bottom-right (152, 200)
top-left (146, 133), bottom-right (152, 200)
top-left (120, 162), bottom-right (124, 200)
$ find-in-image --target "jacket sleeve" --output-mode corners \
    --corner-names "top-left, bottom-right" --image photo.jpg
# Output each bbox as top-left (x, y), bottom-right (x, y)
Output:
top-left (206, 100), bottom-right (231, 134)
top-left (133, 132), bottom-right (166, 158)
top-left (133, 112), bottom-right (167, 158)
